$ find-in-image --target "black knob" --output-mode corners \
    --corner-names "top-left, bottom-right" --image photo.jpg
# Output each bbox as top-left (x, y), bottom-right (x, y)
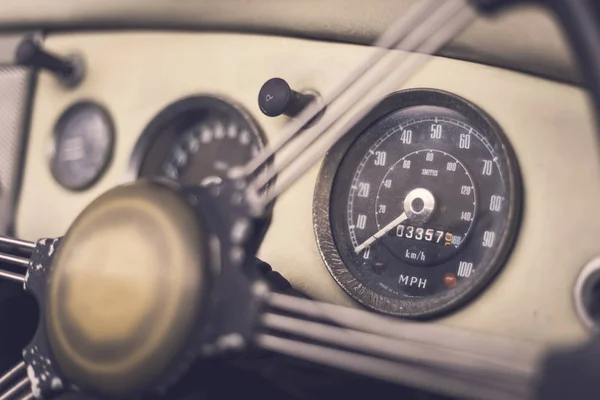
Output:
top-left (258, 78), bottom-right (314, 117)
top-left (15, 38), bottom-right (84, 88)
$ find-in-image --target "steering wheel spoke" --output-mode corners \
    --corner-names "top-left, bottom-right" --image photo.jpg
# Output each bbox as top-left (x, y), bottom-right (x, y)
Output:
top-left (0, 271), bottom-right (24, 284)
top-left (0, 236), bottom-right (36, 284)
top-left (256, 293), bottom-right (543, 399)
top-left (0, 362), bottom-right (32, 400)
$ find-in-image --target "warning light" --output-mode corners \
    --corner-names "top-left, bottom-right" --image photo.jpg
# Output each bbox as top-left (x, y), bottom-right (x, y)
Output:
top-left (443, 273), bottom-right (457, 288)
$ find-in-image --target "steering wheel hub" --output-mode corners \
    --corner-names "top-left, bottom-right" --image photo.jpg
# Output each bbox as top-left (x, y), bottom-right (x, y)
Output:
top-left (45, 181), bottom-right (207, 396)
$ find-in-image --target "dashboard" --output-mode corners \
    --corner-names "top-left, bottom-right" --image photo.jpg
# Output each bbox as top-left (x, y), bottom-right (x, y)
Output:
top-left (8, 29), bottom-right (598, 350)
top-left (2, 0), bottom-right (600, 396)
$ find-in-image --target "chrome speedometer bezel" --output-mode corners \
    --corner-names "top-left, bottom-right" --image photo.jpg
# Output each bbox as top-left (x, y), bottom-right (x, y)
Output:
top-left (313, 89), bottom-right (522, 318)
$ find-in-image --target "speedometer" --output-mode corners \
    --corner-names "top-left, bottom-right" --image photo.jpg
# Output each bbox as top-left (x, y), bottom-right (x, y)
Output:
top-left (314, 89), bottom-right (521, 317)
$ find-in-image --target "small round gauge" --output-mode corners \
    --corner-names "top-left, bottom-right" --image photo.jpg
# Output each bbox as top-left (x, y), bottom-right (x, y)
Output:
top-left (133, 96), bottom-right (265, 186)
top-left (314, 89), bottom-right (521, 317)
top-left (50, 101), bottom-right (114, 190)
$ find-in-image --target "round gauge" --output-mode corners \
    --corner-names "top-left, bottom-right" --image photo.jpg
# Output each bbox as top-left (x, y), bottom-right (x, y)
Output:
top-left (50, 101), bottom-right (114, 190)
top-left (314, 89), bottom-right (521, 317)
top-left (133, 96), bottom-right (266, 186)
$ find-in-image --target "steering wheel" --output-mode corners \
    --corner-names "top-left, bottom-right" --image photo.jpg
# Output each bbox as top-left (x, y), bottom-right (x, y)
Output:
top-left (0, 0), bottom-right (599, 399)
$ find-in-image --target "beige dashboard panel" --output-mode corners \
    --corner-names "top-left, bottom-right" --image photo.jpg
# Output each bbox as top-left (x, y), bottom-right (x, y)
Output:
top-left (0, 1), bottom-right (576, 83)
top-left (17, 32), bottom-right (597, 346)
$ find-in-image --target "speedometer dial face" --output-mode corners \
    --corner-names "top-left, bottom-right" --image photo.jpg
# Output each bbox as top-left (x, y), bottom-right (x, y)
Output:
top-left (368, 148), bottom-right (476, 267)
top-left (314, 90), bottom-right (521, 317)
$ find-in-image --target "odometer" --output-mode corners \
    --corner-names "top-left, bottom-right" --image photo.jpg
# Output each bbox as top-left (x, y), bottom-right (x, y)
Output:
top-left (314, 89), bottom-right (521, 317)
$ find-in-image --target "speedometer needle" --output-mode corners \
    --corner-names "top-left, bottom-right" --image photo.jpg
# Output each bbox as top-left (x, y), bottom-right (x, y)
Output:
top-left (354, 212), bottom-right (407, 254)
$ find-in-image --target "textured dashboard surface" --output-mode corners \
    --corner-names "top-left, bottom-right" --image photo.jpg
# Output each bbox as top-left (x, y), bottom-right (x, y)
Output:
top-left (0, 65), bottom-right (29, 234)
top-left (0, 1), bottom-right (577, 83)
top-left (16, 32), bottom-right (597, 347)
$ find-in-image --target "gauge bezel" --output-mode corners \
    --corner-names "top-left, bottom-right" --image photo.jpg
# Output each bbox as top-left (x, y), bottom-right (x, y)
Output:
top-left (50, 101), bottom-right (115, 191)
top-left (313, 89), bottom-right (522, 318)
top-left (128, 95), bottom-right (267, 182)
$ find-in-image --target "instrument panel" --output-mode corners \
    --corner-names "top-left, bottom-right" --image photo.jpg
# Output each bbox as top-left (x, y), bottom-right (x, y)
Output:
top-left (314, 89), bottom-right (521, 317)
top-left (132, 96), bottom-right (266, 186)
top-left (15, 32), bottom-right (600, 346)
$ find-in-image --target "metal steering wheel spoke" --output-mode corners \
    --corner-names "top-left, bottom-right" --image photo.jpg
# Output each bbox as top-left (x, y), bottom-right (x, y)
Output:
top-left (0, 236), bottom-right (66, 400)
top-left (255, 293), bottom-right (542, 400)
top-left (0, 236), bottom-right (35, 284)
top-left (0, 362), bottom-right (32, 400)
